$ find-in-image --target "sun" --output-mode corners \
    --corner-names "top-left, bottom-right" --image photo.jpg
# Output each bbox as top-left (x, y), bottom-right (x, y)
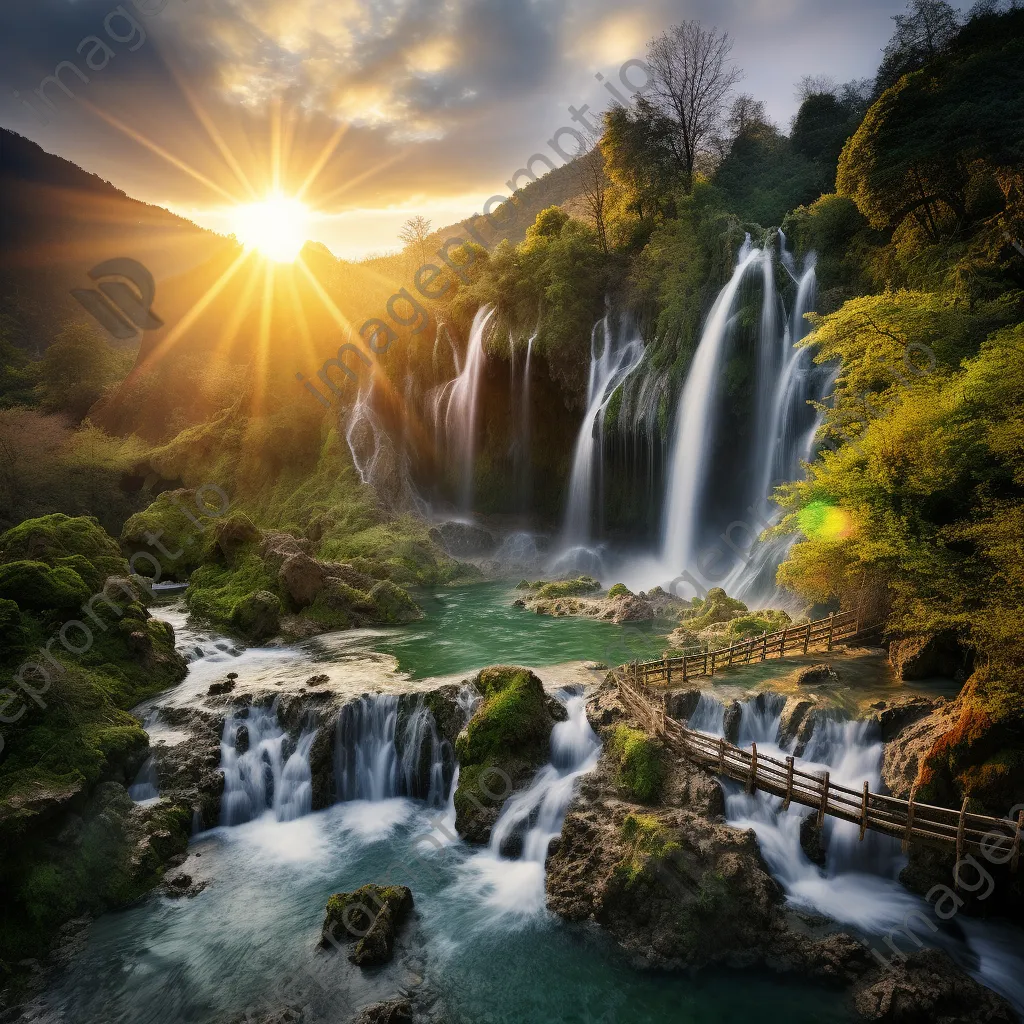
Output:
top-left (231, 192), bottom-right (310, 263)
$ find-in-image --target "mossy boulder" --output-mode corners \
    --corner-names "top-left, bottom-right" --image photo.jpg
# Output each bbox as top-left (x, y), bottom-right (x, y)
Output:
top-left (320, 883), bottom-right (413, 966)
top-left (0, 560), bottom-right (91, 615)
top-left (230, 590), bottom-right (282, 642)
top-left (120, 491), bottom-right (218, 581)
top-left (0, 513), bottom-right (126, 571)
top-left (607, 726), bottom-right (666, 803)
top-left (685, 588), bottom-right (748, 631)
top-left (453, 666), bottom-right (557, 843)
top-left (363, 580), bottom-right (421, 624)
top-left (607, 583), bottom-right (633, 599)
top-left (306, 579), bottom-right (364, 631)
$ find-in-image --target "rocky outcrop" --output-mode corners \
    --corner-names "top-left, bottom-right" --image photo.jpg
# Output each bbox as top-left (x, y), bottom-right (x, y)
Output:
top-left (779, 696), bottom-right (819, 754)
top-left (351, 1001), bottom-right (414, 1024)
top-left (428, 521), bottom-right (495, 557)
top-left (321, 884), bottom-right (414, 966)
top-left (795, 663), bottom-right (839, 686)
top-left (665, 689), bottom-right (702, 723)
top-left (230, 590), bottom-right (282, 642)
top-left (453, 667), bottom-right (558, 844)
top-left (888, 632), bottom-right (973, 683)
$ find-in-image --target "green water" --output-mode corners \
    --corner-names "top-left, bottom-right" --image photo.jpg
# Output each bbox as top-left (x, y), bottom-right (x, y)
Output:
top-left (372, 581), bottom-right (668, 679)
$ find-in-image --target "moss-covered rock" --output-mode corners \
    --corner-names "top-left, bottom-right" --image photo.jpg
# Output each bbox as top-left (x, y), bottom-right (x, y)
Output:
top-left (364, 580), bottom-right (421, 624)
top-left (607, 583), bottom-right (633, 599)
top-left (0, 560), bottom-right (91, 615)
top-left (453, 666), bottom-right (557, 843)
top-left (0, 513), bottom-right (126, 571)
top-left (320, 883), bottom-right (413, 966)
top-left (536, 576), bottom-right (601, 599)
top-left (684, 588), bottom-right (748, 631)
top-left (607, 726), bottom-right (666, 803)
top-left (230, 590), bottom-right (282, 642)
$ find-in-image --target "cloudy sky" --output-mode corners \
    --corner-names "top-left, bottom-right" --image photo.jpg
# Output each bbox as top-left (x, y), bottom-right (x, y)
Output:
top-left (0, 0), bottom-right (972, 259)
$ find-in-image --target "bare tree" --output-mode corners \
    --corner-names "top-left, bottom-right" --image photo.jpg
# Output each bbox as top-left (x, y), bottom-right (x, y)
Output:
top-left (646, 21), bottom-right (744, 188)
top-left (398, 215), bottom-right (433, 269)
top-left (875, 0), bottom-right (961, 94)
top-left (795, 74), bottom-right (839, 102)
top-left (569, 128), bottom-right (610, 253)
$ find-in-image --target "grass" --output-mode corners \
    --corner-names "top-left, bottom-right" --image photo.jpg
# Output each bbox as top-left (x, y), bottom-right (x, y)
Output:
top-left (608, 725), bottom-right (666, 803)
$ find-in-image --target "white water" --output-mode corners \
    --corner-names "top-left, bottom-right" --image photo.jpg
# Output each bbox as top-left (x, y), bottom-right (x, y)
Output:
top-left (659, 240), bottom-right (760, 581)
top-left (439, 305), bottom-right (496, 510)
top-left (561, 315), bottom-right (645, 548)
top-left (219, 705), bottom-right (315, 825)
top-left (128, 756), bottom-right (159, 804)
top-left (689, 691), bottom-right (1024, 1012)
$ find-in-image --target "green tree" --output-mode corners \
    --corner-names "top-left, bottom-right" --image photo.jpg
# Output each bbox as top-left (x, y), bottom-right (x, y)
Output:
top-left (37, 322), bottom-right (134, 422)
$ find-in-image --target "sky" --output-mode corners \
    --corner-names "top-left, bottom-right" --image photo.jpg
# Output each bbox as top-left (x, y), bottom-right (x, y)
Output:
top-left (0, 0), bottom-right (974, 260)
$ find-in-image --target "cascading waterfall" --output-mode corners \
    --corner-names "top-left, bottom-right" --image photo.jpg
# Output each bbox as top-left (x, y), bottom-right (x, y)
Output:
top-left (438, 305), bottom-right (496, 510)
top-left (686, 691), bottom-right (1024, 1010)
top-left (332, 693), bottom-right (454, 807)
top-left (560, 314), bottom-right (645, 550)
top-left (660, 238), bottom-right (760, 580)
top-left (219, 705), bottom-right (315, 826)
top-left (128, 757), bottom-right (159, 804)
top-left (488, 689), bottom-right (601, 862)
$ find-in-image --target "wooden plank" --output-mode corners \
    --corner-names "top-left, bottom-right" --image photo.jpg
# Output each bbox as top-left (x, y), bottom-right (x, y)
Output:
top-left (1012, 811), bottom-right (1024, 873)
top-left (860, 781), bottom-right (869, 841)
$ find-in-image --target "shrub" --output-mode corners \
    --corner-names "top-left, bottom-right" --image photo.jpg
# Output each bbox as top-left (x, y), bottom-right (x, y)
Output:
top-left (608, 725), bottom-right (666, 803)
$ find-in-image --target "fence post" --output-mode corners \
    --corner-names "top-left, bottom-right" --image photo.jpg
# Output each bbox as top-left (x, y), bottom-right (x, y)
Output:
top-left (817, 771), bottom-right (830, 827)
top-left (682, 656), bottom-right (688, 684)
top-left (710, 651), bottom-right (716, 676)
top-left (718, 737), bottom-right (726, 775)
top-left (956, 796), bottom-right (969, 863)
top-left (1012, 810), bottom-right (1024, 873)
top-left (666, 659), bottom-right (671, 689)
top-left (803, 621), bottom-right (811, 654)
top-left (783, 757), bottom-right (795, 810)
top-left (747, 743), bottom-right (758, 794)
top-left (826, 612), bottom-right (836, 651)
top-left (762, 632), bottom-right (768, 661)
top-left (780, 627), bottom-right (788, 657)
top-left (859, 781), bottom-right (869, 841)
top-left (903, 786), bottom-right (917, 853)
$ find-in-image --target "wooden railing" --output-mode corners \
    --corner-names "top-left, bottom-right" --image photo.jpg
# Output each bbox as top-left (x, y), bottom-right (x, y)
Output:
top-left (616, 672), bottom-right (1024, 864)
top-left (632, 609), bottom-right (872, 688)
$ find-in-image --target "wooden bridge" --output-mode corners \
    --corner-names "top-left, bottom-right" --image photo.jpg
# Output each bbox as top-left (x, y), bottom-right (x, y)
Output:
top-left (615, 670), bottom-right (1024, 866)
top-left (633, 609), bottom-right (874, 688)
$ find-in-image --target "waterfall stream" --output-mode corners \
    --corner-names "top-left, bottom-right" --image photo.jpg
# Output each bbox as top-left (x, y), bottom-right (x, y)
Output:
top-left (685, 691), bottom-right (1024, 1011)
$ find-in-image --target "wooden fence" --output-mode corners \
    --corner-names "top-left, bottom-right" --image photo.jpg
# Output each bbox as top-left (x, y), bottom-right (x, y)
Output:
top-left (616, 672), bottom-right (1024, 866)
top-left (633, 609), bottom-right (871, 688)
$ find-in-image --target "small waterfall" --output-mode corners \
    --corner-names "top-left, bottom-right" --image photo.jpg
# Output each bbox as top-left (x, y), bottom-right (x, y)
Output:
top-left (660, 240), bottom-right (761, 580)
top-left (219, 705), bottom-right (316, 826)
top-left (488, 689), bottom-right (601, 862)
top-left (332, 693), bottom-right (453, 806)
top-left (688, 693), bottom-right (726, 735)
top-left (561, 315), bottom-right (645, 548)
top-left (520, 331), bottom-right (536, 507)
top-left (128, 757), bottom-right (159, 804)
top-left (439, 305), bottom-right (496, 510)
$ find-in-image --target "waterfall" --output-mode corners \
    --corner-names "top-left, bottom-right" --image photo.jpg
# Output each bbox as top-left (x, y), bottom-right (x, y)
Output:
top-left (520, 331), bottom-right (536, 506)
top-left (560, 315), bottom-right (645, 549)
top-left (688, 692), bottom-right (726, 736)
top-left (660, 240), bottom-right (761, 581)
top-left (332, 693), bottom-right (453, 807)
top-left (219, 705), bottom-right (315, 826)
top-left (488, 689), bottom-right (601, 862)
top-left (439, 305), bottom-right (496, 510)
top-left (128, 757), bottom-right (159, 804)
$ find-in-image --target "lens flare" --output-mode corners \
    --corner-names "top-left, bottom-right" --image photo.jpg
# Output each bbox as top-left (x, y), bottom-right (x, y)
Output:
top-left (231, 192), bottom-right (310, 263)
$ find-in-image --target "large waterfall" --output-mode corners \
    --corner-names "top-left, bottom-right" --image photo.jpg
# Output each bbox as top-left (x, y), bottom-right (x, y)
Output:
top-left (659, 238), bottom-right (761, 580)
top-left (434, 305), bottom-right (496, 511)
top-left (560, 314), bottom-right (645, 551)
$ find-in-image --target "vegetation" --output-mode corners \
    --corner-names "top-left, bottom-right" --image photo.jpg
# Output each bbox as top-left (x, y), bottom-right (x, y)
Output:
top-left (607, 725), bottom-right (666, 803)
top-left (615, 812), bottom-right (681, 885)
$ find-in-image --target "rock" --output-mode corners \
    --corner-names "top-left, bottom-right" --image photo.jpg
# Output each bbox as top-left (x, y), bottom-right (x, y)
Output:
top-left (889, 632), bottom-right (973, 682)
top-left (365, 580), bottom-right (422, 624)
top-left (305, 673), bottom-right (330, 687)
top-left (799, 815), bottom-right (827, 867)
top-left (779, 697), bottom-right (817, 754)
top-left (722, 700), bottom-right (742, 743)
top-left (234, 725), bottom-right (249, 754)
top-left (278, 552), bottom-right (326, 608)
top-left (453, 667), bottom-right (559, 844)
top-left (851, 948), bottom-right (1016, 1023)
top-left (428, 521), bottom-right (495, 557)
top-left (322, 562), bottom-right (378, 591)
top-left (213, 515), bottom-right (260, 562)
top-left (876, 697), bottom-right (942, 743)
top-left (606, 593), bottom-right (654, 624)
top-left (207, 680), bottom-right (236, 696)
top-left (230, 591), bottom-right (281, 642)
top-left (165, 872), bottom-right (208, 898)
top-left (321, 884), bottom-right (413, 966)
top-left (351, 1000), bottom-right (414, 1024)
top-left (259, 532), bottom-right (313, 571)
top-left (665, 689), bottom-right (702, 723)
top-left (795, 663), bottom-right (838, 687)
